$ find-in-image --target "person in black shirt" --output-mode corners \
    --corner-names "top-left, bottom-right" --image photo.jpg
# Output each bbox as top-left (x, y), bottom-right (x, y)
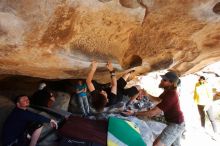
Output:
top-left (31, 83), bottom-right (55, 108)
top-left (2, 95), bottom-right (58, 146)
top-left (86, 61), bottom-right (140, 112)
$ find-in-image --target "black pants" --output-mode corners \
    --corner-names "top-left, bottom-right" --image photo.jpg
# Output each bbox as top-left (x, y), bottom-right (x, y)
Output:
top-left (197, 105), bottom-right (218, 133)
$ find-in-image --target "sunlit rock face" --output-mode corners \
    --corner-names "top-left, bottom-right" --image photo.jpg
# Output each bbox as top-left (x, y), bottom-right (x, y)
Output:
top-left (0, 0), bottom-right (220, 81)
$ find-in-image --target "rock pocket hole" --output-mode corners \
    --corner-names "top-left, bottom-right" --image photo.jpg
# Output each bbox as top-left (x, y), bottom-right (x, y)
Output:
top-left (213, 2), bottom-right (220, 14)
top-left (127, 55), bottom-right (142, 68)
top-left (119, 0), bottom-right (140, 8)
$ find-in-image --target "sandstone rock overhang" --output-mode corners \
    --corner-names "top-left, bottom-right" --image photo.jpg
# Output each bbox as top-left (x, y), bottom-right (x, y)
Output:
top-left (0, 0), bottom-right (220, 81)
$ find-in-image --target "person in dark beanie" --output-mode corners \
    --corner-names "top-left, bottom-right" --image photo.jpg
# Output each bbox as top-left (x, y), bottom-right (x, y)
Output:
top-left (123, 71), bottom-right (185, 146)
top-left (2, 95), bottom-right (58, 146)
top-left (31, 83), bottom-right (55, 108)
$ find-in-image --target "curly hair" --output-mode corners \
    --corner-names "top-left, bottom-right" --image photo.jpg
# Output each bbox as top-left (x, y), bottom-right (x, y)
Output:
top-left (199, 76), bottom-right (205, 80)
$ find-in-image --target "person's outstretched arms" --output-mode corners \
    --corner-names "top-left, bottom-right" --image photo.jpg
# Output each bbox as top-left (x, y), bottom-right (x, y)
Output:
top-left (106, 61), bottom-right (117, 95)
top-left (134, 107), bottom-right (162, 118)
top-left (86, 61), bottom-right (97, 92)
top-left (122, 106), bottom-right (162, 118)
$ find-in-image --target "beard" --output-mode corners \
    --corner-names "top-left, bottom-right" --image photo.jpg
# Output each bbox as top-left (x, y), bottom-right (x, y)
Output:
top-left (159, 82), bottom-right (169, 89)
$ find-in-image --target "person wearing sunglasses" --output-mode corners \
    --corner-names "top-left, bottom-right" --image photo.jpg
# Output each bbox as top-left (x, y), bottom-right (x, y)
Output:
top-left (123, 71), bottom-right (184, 146)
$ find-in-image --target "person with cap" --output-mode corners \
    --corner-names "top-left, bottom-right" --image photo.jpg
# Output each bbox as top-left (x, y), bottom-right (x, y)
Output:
top-left (123, 71), bottom-right (185, 146)
top-left (193, 76), bottom-right (218, 134)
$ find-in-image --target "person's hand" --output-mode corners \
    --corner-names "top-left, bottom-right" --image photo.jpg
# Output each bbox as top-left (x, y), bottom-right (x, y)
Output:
top-left (50, 119), bottom-right (58, 129)
top-left (121, 110), bottom-right (134, 116)
top-left (106, 61), bottom-right (114, 72)
top-left (91, 60), bottom-right (98, 70)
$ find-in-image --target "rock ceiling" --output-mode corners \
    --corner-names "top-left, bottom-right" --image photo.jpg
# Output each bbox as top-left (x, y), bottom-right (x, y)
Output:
top-left (0, 0), bottom-right (220, 81)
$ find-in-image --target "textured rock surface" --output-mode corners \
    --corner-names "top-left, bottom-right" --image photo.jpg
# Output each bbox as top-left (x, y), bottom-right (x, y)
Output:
top-left (0, 0), bottom-right (220, 81)
top-left (0, 96), bottom-right (14, 145)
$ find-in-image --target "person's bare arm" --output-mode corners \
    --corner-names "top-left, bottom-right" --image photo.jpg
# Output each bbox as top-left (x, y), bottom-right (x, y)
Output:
top-left (86, 61), bottom-right (97, 92)
top-left (106, 61), bottom-right (117, 95)
top-left (122, 106), bottom-right (162, 118)
top-left (135, 106), bottom-right (162, 117)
